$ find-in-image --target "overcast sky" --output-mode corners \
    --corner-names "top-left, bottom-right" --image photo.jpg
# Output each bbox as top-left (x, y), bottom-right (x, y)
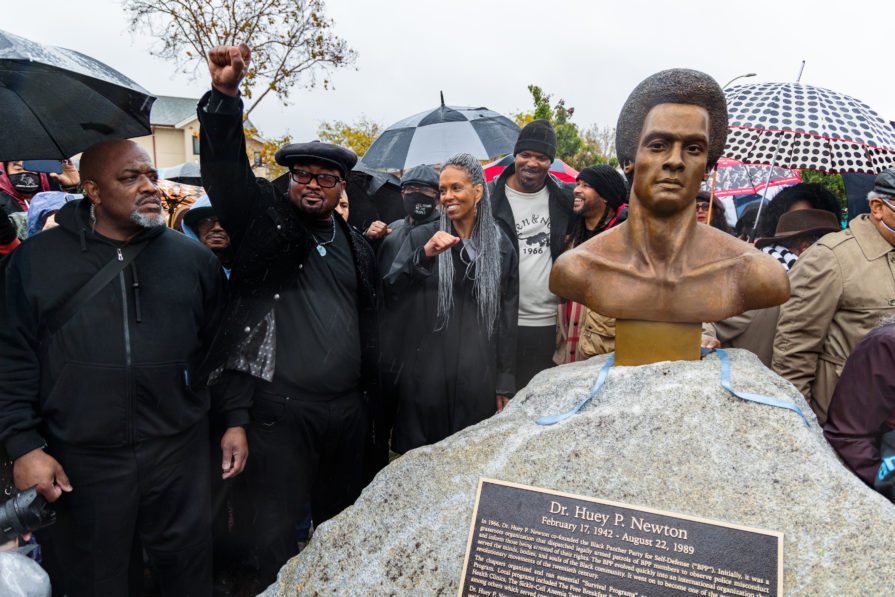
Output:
top-left (4, 0), bottom-right (894, 147)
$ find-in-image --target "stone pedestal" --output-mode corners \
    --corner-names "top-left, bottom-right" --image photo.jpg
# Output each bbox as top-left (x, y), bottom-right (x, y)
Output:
top-left (260, 351), bottom-right (895, 596)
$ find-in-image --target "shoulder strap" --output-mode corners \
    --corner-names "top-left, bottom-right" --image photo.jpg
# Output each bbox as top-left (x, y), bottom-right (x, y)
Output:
top-left (45, 240), bottom-right (150, 336)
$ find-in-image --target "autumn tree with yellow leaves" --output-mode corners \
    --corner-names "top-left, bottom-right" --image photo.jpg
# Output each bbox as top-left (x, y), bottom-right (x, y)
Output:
top-left (125, 0), bottom-right (356, 117)
top-left (316, 118), bottom-right (382, 158)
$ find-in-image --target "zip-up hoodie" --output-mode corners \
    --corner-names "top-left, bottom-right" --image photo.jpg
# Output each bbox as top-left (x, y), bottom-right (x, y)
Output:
top-left (0, 199), bottom-right (235, 459)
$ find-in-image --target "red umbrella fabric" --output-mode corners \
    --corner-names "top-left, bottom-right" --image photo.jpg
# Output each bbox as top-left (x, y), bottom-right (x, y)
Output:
top-left (483, 154), bottom-right (579, 183)
top-left (700, 157), bottom-right (801, 198)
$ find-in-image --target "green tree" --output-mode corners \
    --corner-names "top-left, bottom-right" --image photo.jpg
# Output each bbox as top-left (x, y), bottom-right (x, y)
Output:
top-left (317, 118), bottom-right (383, 157)
top-left (513, 85), bottom-right (617, 170)
top-left (799, 169), bottom-right (847, 214)
top-left (125, 0), bottom-right (356, 117)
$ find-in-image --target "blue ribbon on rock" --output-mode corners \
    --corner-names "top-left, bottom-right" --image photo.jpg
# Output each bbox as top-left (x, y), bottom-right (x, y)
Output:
top-left (536, 347), bottom-right (810, 427)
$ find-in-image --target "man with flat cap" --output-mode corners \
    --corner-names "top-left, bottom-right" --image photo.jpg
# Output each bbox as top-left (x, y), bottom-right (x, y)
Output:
top-left (197, 43), bottom-right (383, 585)
top-left (774, 167), bottom-right (895, 424)
top-left (488, 119), bottom-right (574, 387)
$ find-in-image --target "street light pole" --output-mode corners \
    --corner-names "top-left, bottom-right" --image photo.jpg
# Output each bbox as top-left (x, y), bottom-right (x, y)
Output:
top-left (722, 72), bottom-right (757, 89)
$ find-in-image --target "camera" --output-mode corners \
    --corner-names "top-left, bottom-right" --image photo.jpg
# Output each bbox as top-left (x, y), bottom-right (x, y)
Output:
top-left (0, 487), bottom-right (55, 543)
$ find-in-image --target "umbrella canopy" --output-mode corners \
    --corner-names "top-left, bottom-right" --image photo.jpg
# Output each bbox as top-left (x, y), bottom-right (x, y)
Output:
top-left (157, 178), bottom-right (204, 227)
top-left (157, 162), bottom-right (201, 186)
top-left (0, 28), bottom-right (155, 161)
top-left (724, 82), bottom-right (895, 174)
top-left (483, 154), bottom-right (579, 183)
top-left (352, 160), bottom-right (401, 196)
top-left (360, 98), bottom-right (521, 170)
top-left (700, 157), bottom-right (801, 198)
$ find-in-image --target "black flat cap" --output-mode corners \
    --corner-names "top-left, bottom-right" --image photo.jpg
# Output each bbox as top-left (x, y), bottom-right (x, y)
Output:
top-left (873, 167), bottom-right (895, 196)
top-left (401, 164), bottom-right (440, 189)
top-left (274, 141), bottom-right (358, 178)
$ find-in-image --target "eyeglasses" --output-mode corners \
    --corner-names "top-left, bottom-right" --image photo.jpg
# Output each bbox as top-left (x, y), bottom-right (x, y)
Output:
top-left (289, 168), bottom-right (342, 188)
top-left (197, 216), bottom-right (220, 227)
top-left (695, 202), bottom-right (710, 211)
top-left (402, 184), bottom-right (438, 198)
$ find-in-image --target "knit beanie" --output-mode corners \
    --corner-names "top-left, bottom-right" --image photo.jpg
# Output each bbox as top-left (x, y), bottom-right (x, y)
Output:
top-left (576, 165), bottom-right (627, 209)
top-left (513, 119), bottom-right (557, 161)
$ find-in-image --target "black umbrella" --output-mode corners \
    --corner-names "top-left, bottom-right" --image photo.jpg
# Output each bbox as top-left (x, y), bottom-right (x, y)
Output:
top-left (0, 28), bottom-right (155, 161)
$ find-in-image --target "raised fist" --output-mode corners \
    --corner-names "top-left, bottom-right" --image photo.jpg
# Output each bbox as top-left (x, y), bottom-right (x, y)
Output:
top-left (207, 43), bottom-right (251, 97)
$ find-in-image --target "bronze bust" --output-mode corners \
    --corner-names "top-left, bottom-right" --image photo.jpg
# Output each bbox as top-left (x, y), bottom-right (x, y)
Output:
top-left (550, 69), bottom-right (789, 362)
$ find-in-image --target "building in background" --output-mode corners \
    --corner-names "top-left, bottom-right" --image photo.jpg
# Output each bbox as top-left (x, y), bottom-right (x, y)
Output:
top-left (132, 95), bottom-right (269, 177)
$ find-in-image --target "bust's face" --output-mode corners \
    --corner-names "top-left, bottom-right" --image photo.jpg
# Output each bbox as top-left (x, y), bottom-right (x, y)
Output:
top-left (630, 103), bottom-right (710, 217)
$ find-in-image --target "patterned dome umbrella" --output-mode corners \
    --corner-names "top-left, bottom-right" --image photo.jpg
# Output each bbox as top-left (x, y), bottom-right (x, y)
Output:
top-left (157, 178), bottom-right (204, 227)
top-left (724, 81), bottom-right (895, 239)
top-left (360, 93), bottom-right (521, 170)
top-left (724, 82), bottom-right (895, 175)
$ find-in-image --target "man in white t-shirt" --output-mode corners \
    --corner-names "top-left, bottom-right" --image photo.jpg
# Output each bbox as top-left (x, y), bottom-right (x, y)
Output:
top-left (488, 119), bottom-right (574, 388)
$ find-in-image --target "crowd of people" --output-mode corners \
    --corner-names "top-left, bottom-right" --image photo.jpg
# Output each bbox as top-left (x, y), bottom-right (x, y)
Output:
top-left (0, 42), bottom-right (894, 597)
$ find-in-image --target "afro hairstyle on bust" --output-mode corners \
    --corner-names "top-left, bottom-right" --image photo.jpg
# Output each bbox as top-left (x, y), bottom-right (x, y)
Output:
top-left (615, 69), bottom-right (728, 180)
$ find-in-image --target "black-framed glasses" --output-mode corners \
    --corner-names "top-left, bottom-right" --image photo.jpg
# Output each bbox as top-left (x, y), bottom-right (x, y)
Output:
top-left (289, 168), bottom-right (342, 188)
top-left (695, 202), bottom-right (710, 211)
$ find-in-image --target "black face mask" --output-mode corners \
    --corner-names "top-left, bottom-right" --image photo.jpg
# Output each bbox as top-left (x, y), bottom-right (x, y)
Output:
top-left (403, 192), bottom-right (436, 220)
top-left (8, 172), bottom-right (40, 195)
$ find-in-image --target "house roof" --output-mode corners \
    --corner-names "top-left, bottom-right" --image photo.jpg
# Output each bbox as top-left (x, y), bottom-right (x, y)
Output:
top-left (151, 95), bottom-right (259, 132)
top-left (151, 96), bottom-right (199, 126)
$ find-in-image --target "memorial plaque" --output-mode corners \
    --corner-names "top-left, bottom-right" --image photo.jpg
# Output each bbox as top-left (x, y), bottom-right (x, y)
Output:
top-left (459, 479), bottom-right (782, 597)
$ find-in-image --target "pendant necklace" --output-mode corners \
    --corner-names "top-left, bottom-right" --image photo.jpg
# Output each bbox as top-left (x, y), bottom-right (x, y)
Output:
top-left (311, 214), bottom-right (337, 257)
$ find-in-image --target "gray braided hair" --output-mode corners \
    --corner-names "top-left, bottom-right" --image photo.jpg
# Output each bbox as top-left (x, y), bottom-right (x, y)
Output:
top-left (436, 153), bottom-right (503, 338)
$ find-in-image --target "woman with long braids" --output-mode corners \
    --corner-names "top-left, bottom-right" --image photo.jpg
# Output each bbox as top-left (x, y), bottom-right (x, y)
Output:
top-left (382, 153), bottom-right (518, 453)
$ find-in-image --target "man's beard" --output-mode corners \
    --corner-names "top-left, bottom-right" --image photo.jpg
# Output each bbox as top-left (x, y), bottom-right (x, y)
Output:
top-left (130, 210), bottom-right (166, 228)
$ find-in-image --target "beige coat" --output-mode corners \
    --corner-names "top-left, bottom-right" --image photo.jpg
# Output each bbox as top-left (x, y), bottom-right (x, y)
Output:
top-left (773, 215), bottom-right (895, 425)
top-left (554, 302), bottom-right (616, 364)
top-left (704, 305), bottom-right (780, 368)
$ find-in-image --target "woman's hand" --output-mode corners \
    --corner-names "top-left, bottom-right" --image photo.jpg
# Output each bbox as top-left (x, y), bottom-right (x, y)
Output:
top-left (424, 230), bottom-right (460, 258)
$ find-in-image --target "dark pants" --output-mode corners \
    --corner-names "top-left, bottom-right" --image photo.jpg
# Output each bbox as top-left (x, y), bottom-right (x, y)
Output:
top-left (43, 423), bottom-right (212, 597)
top-left (247, 389), bottom-right (367, 586)
top-left (515, 324), bottom-right (557, 389)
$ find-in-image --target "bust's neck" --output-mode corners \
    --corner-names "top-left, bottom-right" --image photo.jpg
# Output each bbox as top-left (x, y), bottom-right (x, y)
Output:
top-left (624, 199), bottom-right (697, 278)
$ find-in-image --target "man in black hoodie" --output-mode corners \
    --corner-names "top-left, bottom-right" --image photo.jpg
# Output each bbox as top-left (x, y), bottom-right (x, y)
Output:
top-left (0, 139), bottom-right (243, 596)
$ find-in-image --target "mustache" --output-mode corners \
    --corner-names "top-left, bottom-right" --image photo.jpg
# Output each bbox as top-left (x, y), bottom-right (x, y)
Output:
top-left (137, 194), bottom-right (162, 206)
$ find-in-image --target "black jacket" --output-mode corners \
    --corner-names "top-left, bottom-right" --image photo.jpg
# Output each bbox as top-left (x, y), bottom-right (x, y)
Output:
top-left (486, 163), bottom-right (575, 262)
top-left (197, 90), bottom-right (380, 394)
top-left (382, 220), bottom-right (519, 452)
top-left (196, 90), bottom-right (385, 470)
top-left (0, 200), bottom-right (232, 460)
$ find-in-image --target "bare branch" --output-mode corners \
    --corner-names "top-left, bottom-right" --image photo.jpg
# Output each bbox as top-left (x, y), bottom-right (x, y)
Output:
top-left (123, 0), bottom-right (356, 114)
